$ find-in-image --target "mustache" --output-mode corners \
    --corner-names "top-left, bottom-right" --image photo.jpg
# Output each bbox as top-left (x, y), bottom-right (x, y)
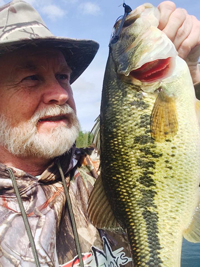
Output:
top-left (30, 105), bottom-right (75, 123)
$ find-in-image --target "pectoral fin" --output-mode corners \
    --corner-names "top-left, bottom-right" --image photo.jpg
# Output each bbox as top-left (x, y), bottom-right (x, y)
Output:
top-left (88, 175), bottom-right (122, 231)
top-left (151, 90), bottom-right (178, 142)
top-left (183, 193), bottom-right (200, 242)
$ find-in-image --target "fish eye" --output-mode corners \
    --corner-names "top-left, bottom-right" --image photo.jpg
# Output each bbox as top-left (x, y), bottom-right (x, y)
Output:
top-left (110, 13), bottom-right (138, 44)
top-left (123, 16), bottom-right (137, 27)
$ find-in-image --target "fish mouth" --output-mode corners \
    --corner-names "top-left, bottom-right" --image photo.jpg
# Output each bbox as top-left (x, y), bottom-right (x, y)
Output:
top-left (130, 57), bottom-right (173, 82)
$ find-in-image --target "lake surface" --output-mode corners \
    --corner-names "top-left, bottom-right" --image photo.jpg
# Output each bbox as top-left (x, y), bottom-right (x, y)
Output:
top-left (181, 238), bottom-right (200, 266)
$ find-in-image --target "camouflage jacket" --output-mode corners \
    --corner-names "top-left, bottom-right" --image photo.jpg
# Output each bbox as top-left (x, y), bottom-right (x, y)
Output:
top-left (0, 147), bottom-right (133, 267)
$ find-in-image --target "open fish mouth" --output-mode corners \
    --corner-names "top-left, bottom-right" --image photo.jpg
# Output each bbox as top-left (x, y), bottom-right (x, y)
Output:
top-left (130, 57), bottom-right (173, 82)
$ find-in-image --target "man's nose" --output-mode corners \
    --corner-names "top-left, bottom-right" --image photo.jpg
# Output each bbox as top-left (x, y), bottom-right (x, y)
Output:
top-left (42, 79), bottom-right (70, 105)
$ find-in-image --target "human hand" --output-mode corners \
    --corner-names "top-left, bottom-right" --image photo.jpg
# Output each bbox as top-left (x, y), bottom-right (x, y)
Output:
top-left (157, 1), bottom-right (200, 84)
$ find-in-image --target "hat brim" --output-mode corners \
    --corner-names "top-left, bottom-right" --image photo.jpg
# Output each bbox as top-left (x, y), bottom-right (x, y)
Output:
top-left (0, 37), bottom-right (99, 84)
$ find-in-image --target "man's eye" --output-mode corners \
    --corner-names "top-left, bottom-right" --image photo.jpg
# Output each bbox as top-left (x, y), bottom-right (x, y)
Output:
top-left (57, 74), bottom-right (69, 81)
top-left (23, 75), bottom-right (38, 81)
top-left (21, 75), bottom-right (39, 87)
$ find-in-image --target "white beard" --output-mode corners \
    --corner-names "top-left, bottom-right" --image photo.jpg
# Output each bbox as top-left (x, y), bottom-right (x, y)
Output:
top-left (0, 105), bottom-right (80, 159)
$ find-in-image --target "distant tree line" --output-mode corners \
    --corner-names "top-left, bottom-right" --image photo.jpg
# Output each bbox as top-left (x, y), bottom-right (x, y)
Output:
top-left (76, 131), bottom-right (94, 148)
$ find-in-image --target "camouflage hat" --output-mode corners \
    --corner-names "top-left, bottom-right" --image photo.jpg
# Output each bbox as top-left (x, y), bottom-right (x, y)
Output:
top-left (0, 0), bottom-right (99, 83)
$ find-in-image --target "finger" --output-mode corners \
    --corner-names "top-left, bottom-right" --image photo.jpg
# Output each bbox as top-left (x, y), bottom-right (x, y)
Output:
top-left (162, 8), bottom-right (187, 42)
top-left (177, 16), bottom-right (200, 60)
top-left (157, 1), bottom-right (176, 30)
top-left (173, 14), bottom-right (193, 51)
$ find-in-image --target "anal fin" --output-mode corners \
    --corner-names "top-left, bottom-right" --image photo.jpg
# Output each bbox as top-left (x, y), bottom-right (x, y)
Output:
top-left (183, 191), bottom-right (200, 243)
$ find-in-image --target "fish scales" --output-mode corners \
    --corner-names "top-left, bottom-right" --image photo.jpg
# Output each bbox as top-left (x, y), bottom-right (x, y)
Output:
top-left (101, 55), bottom-right (200, 266)
top-left (89, 3), bottom-right (200, 267)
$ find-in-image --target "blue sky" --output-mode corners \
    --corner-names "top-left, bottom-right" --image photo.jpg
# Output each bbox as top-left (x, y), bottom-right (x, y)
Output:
top-left (1, 0), bottom-right (199, 131)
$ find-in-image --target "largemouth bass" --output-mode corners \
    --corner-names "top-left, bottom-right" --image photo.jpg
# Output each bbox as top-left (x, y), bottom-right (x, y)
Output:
top-left (88, 3), bottom-right (200, 267)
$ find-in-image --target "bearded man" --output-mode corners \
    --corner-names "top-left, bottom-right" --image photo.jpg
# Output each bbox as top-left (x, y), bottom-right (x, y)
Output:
top-left (0, 0), bottom-right (199, 267)
top-left (0, 1), bottom-right (133, 266)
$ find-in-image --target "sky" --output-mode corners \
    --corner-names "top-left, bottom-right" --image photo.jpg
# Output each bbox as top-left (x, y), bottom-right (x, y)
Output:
top-left (1, 0), bottom-right (199, 131)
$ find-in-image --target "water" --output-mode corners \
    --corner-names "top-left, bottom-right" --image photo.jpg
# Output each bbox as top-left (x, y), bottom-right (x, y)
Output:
top-left (181, 238), bottom-right (200, 267)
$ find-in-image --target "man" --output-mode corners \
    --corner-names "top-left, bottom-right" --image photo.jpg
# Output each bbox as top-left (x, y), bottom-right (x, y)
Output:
top-left (0, 1), bottom-right (132, 266)
top-left (0, 0), bottom-right (199, 266)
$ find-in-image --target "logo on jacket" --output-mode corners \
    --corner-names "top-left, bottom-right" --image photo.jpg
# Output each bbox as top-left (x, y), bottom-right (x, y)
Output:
top-left (61, 236), bottom-right (132, 267)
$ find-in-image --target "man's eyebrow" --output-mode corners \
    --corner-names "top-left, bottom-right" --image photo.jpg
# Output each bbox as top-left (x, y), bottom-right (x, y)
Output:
top-left (60, 64), bottom-right (72, 73)
top-left (15, 62), bottom-right (72, 73)
top-left (15, 62), bottom-right (38, 72)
